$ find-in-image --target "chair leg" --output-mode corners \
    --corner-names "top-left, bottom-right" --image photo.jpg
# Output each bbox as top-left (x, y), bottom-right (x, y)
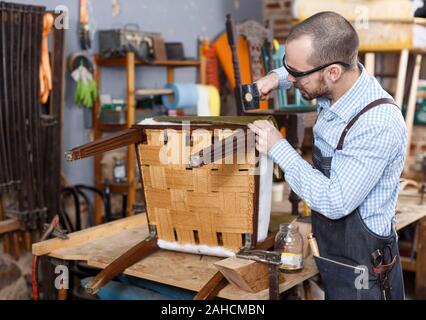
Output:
top-left (303, 280), bottom-right (312, 300)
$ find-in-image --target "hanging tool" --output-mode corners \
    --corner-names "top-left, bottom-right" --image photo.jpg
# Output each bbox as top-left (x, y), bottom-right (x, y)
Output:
top-left (39, 13), bottom-right (54, 104)
top-left (32, 215), bottom-right (68, 300)
top-left (370, 245), bottom-right (397, 300)
top-left (112, 0), bottom-right (120, 17)
top-left (236, 248), bottom-right (281, 300)
top-left (79, 0), bottom-right (91, 50)
top-left (71, 63), bottom-right (97, 108)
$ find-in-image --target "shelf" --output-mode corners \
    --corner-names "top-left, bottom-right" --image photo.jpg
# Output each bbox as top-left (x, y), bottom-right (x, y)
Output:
top-left (135, 88), bottom-right (173, 96)
top-left (95, 54), bottom-right (201, 67)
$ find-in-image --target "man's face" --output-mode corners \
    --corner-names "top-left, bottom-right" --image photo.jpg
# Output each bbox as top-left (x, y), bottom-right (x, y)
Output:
top-left (284, 36), bottom-right (330, 101)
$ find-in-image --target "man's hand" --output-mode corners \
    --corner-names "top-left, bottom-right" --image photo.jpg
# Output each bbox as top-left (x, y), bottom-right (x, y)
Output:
top-left (255, 72), bottom-right (280, 100)
top-left (248, 120), bottom-right (283, 155)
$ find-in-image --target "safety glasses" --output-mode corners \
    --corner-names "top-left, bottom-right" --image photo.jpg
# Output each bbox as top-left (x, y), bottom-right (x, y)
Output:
top-left (283, 54), bottom-right (350, 78)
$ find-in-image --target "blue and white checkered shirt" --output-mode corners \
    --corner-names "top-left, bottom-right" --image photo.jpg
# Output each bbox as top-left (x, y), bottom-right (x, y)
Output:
top-left (269, 64), bottom-right (407, 236)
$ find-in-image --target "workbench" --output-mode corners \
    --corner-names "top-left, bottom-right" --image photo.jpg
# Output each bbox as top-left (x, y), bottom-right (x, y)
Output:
top-left (32, 191), bottom-right (426, 300)
top-left (32, 213), bottom-right (317, 300)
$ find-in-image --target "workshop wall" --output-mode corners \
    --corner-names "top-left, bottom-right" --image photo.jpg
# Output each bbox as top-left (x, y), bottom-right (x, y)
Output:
top-left (9, 0), bottom-right (262, 186)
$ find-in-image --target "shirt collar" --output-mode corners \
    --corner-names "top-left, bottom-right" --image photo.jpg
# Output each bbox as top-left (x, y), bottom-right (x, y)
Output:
top-left (317, 63), bottom-right (370, 123)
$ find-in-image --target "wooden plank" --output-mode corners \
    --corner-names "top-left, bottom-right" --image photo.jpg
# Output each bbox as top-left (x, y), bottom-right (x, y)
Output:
top-left (222, 233), bottom-right (243, 250)
top-left (166, 171), bottom-right (194, 190)
top-left (167, 66), bottom-right (174, 83)
top-left (93, 55), bottom-right (103, 226)
top-left (144, 189), bottom-right (171, 209)
top-left (169, 190), bottom-right (187, 211)
top-left (145, 129), bottom-right (166, 146)
top-left (0, 219), bottom-right (21, 234)
top-left (32, 214), bottom-right (147, 256)
top-left (364, 53), bottom-right (375, 75)
top-left (400, 256), bottom-right (416, 272)
top-left (155, 208), bottom-right (174, 242)
top-left (150, 167), bottom-right (167, 190)
top-left (210, 174), bottom-right (254, 193)
top-left (126, 52), bottom-right (136, 216)
top-left (194, 169), bottom-right (209, 193)
top-left (138, 145), bottom-right (163, 165)
top-left (415, 216), bottom-right (426, 298)
top-left (405, 54), bottom-right (423, 158)
top-left (176, 229), bottom-right (194, 244)
top-left (394, 49), bottom-right (409, 106)
top-left (214, 257), bottom-right (285, 293)
top-left (95, 55), bottom-right (201, 67)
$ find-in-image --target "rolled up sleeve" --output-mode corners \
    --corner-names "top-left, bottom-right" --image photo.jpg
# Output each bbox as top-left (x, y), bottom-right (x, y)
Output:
top-left (271, 67), bottom-right (292, 90)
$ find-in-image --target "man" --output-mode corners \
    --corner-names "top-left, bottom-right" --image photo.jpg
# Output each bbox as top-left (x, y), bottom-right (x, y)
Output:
top-left (248, 11), bottom-right (406, 300)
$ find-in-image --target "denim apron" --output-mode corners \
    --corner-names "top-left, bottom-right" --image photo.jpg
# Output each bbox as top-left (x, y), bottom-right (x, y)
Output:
top-left (311, 98), bottom-right (405, 300)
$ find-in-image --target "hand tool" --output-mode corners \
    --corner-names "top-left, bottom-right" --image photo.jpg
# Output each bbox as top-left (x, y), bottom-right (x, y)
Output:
top-left (307, 233), bottom-right (319, 257)
top-left (32, 215), bottom-right (68, 300)
top-left (79, 0), bottom-right (91, 50)
top-left (236, 248), bottom-right (281, 300)
top-left (370, 244), bottom-right (397, 300)
top-left (240, 83), bottom-right (260, 111)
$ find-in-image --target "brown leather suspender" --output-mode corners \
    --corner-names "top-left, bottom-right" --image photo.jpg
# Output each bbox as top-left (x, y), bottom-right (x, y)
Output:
top-left (335, 98), bottom-right (399, 150)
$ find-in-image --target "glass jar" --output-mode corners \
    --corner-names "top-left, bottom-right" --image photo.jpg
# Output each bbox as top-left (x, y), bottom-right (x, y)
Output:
top-left (275, 223), bottom-right (304, 273)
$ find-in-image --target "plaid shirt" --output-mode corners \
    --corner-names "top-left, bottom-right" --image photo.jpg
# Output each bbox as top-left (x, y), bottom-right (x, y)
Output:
top-left (269, 64), bottom-right (407, 236)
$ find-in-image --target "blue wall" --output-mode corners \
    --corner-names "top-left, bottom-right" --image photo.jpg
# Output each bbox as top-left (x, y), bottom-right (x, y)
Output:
top-left (9, 0), bottom-right (262, 185)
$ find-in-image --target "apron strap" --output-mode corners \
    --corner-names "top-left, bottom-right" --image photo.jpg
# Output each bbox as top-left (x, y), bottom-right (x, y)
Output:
top-left (335, 98), bottom-right (399, 151)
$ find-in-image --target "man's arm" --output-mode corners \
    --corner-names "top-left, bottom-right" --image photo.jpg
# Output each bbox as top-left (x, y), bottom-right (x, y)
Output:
top-left (268, 124), bottom-right (399, 219)
top-left (255, 67), bottom-right (293, 100)
top-left (270, 66), bottom-right (293, 90)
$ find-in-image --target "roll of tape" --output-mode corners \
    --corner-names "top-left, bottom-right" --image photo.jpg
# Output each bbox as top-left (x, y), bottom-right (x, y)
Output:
top-left (196, 85), bottom-right (210, 116)
top-left (208, 85), bottom-right (220, 116)
top-left (161, 83), bottom-right (199, 109)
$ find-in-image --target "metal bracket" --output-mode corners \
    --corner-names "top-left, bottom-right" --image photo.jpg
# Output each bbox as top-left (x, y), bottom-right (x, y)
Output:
top-left (243, 233), bottom-right (252, 249)
top-left (148, 224), bottom-right (157, 238)
top-left (236, 248), bottom-right (281, 300)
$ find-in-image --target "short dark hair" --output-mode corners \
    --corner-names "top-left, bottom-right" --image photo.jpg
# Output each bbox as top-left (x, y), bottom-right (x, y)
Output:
top-left (286, 11), bottom-right (359, 67)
